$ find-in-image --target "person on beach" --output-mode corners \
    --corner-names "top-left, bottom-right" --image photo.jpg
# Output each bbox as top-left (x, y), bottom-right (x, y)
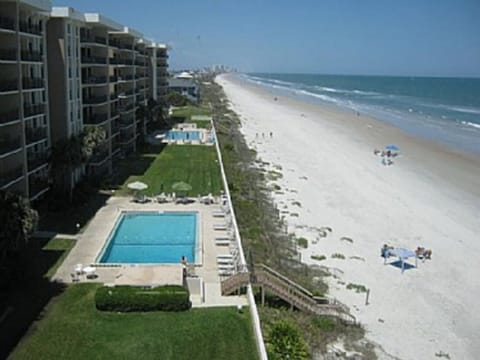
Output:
top-left (270, 132), bottom-right (273, 138)
top-left (262, 133), bottom-right (264, 138)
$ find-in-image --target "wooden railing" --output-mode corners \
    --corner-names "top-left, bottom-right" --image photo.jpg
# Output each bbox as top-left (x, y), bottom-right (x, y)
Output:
top-left (221, 264), bottom-right (356, 324)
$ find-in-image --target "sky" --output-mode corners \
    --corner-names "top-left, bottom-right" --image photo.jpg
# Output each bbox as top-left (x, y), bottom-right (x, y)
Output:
top-left (53, 0), bottom-right (480, 77)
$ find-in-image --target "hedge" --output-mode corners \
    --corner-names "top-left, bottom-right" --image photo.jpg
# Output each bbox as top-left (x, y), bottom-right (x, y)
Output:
top-left (95, 285), bottom-right (191, 312)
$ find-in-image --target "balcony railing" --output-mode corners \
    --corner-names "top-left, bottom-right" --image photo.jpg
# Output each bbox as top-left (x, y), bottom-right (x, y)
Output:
top-left (109, 92), bottom-right (118, 100)
top-left (0, 136), bottom-right (21, 156)
top-left (89, 149), bottom-right (110, 164)
top-left (110, 108), bottom-right (119, 117)
top-left (82, 76), bottom-right (107, 85)
top-left (0, 80), bottom-right (18, 93)
top-left (119, 89), bottom-right (134, 97)
top-left (82, 56), bottom-right (107, 65)
top-left (22, 78), bottom-right (44, 90)
top-left (0, 165), bottom-right (23, 188)
top-left (19, 21), bottom-right (42, 36)
top-left (0, 49), bottom-right (17, 61)
top-left (118, 74), bottom-right (134, 81)
top-left (109, 40), bottom-right (132, 50)
top-left (24, 103), bottom-right (45, 117)
top-left (26, 126), bottom-right (47, 144)
top-left (0, 109), bottom-right (19, 125)
top-left (110, 58), bottom-right (134, 66)
top-left (134, 60), bottom-right (145, 66)
top-left (21, 50), bottom-right (42, 62)
top-left (109, 75), bottom-right (118, 83)
top-left (0, 16), bottom-right (15, 31)
top-left (27, 153), bottom-right (48, 171)
top-left (118, 103), bottom-right (135, 113)
top-left (80, 34), bottom-right (107, 45)
top-left (83, 95), bottom-right (108, 105)
top-left (29, 177), bottom-right (49, 199)
top-left (84, 113), bottom-right (108, 125)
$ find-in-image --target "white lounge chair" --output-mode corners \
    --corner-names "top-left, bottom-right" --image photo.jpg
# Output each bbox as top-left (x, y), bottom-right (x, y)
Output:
top-left (215, 238), bottom-right (231, 246)
top-left (218, 269), bottom-right (233, 276)
top-left (74, 264), bottom-right (83, 275)
top-left (212, 210), bottom-right (225, 217)
top-left (217, 258), bottom-right (234, 265)
top-left (213, 224), bottom-right (227, 231)
top-left (217, 254), bottom-right (234, 260)
top-left (218, 263), bottom-right (235, 271)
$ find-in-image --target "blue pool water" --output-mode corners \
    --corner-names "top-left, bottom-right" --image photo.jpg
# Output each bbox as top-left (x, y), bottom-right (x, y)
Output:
top-left (99, 212), bottom-right (197, 264)
top-left (165, 130), bottom-right (201, 141)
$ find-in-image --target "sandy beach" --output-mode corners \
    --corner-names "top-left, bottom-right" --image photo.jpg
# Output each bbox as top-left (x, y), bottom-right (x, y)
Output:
top-left (217, 74), bottom-right (480, 360)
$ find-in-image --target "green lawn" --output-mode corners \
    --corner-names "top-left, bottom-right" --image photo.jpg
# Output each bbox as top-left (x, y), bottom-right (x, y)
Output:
top-left (171, 105), bottom-right (211, 120)
top-left (118, 145), bottom-right (223, 196)
top-left (11, 284), bottom-right (258, 360)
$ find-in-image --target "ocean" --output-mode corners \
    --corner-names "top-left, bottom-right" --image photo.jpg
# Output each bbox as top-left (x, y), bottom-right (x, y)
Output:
top-left (243, 73), bottom-right (480, 155)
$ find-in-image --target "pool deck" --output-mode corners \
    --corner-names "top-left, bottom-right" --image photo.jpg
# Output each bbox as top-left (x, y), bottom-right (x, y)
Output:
top-left (53, 196), bottom-right (247, 308)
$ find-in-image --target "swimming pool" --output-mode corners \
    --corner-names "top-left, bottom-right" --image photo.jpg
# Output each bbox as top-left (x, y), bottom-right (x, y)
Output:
top-left (98, 211), bottom-right (198, 264)
top-left (165, 130), bottom-right (201, 141)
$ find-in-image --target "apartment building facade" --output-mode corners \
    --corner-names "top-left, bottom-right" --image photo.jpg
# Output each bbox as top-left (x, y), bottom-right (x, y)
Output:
top-left (0, 0), bottom-right (51, 201)
top-left (0, 4), bottom-right (169, 199)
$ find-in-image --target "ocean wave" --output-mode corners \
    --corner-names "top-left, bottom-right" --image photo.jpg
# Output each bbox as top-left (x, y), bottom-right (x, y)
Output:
top-left (461, 121), bottom-right (480, 130)
top-left (449, 106), bottom-right (480, 115)
top-left (295, 89), bottom-right (341, 104)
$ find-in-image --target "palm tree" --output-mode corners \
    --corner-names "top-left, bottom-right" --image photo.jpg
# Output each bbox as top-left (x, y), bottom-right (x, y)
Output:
top-left (0, 190), bottom-right (38, 287)
top-left (50, 127), bottom-right (106, 201)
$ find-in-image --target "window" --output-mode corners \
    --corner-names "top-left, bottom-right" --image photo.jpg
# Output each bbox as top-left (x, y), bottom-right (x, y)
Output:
top-left (67, 23), bottom-right (71, 34)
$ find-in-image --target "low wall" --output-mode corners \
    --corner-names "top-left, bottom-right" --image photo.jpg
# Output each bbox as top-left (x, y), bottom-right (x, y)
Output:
top-left (212, 118), bottom-right (268, 360)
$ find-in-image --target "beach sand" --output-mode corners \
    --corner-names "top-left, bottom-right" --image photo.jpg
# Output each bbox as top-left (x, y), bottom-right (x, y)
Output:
top-left (216, 74), bottom-right (480, 360)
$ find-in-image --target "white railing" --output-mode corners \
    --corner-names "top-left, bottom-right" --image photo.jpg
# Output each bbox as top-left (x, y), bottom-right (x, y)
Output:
top-left (211, 117), bottom-right (268, 360)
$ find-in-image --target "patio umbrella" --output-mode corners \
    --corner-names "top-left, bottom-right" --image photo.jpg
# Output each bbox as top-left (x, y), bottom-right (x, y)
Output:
top-left (385, 145), bottom-right (399, 151)
top-left (127, 181), bottom-right (148, 191)
top-left (172, 181), bottom-right (192, 196)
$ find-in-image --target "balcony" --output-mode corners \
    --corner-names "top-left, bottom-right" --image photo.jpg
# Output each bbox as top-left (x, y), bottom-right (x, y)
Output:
top-left (29, 177), bottom-right (49, 200)
top-left (118, 89), bottom-right (134, 98)
top-left (134, 59), bottom-right (145, 66)
top-left (26, 126), bottom-right (47, 145)
top-left (0, 109), bottom-right (20, 125)
top-left (0, 16), bottom-right (15, 32)
top-left (83, 95), bottom-right (108, 105)
top-left (84, 113), bottom-right (108, 125)
top-left (89, 149), bottom-right (110, 165)
top-left (80, 34), bottom-right (107, 46)
top-left (27, 152), bottom-right (48, 172)
top-left (0, 165), bottom-right (23, 189)
top-left (118, 74), bottom-right (134, 82)
top-left (118, 103), bottom-right (135, 113)
top-left (118, 133), bottom-right (134, 144)
top-left (82, 56), bottom-right (107, 65)
top-left (24, 103), bottom-right (45, 117)
top-left (0, 49), bottom-right (17, 61)
top-left (109, 58), bottom-right (132, 66)
top-left (82, 76), bottom-right (108, 85)
top-left (21, 50), bottom-right (42, 62)
top-left (110, 108), bottom-right (119, 117)
top-left (118, 118), bottom-right (133, 129)
top-left (0, 80), bottom-right (18, 93)
top-left (0, 136), bottom-right (22, 157)
top-left (22, 77), bottom-right (44, 90)
top-left (109, 40), bottom-right (132, 50)
top-left (109, 75), bottom-right (118, 83)
top-left (19, 21), bottom-right (42, 36)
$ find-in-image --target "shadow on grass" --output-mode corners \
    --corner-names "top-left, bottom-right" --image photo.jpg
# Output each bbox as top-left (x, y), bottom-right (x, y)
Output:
top-left (0, 236), bottom-right (68, 359)
top-left (37, 143), bottom-right (168, 235)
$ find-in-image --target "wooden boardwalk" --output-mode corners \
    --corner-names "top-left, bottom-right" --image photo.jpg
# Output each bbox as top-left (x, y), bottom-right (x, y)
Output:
top-left (221, 264), bottom-right (356, 324)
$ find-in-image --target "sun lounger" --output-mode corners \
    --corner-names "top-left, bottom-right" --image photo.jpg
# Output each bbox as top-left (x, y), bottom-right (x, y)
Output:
top-left (218, 269), bottom-right (233, 276)
top-left (213, 224), bottom-right (227, 231)
top-left (217, 258), bottom-right (234, 265)
top-left (218, 263), bottom-right (235, 271)
top-left (215, 238), bottom-right (231, 246)
top-left (212, 210), bottom-right (225, 217)
top-left (74, 264), bottom-right (83, 275)
top-left (217, 254), bottom-right (234, 260)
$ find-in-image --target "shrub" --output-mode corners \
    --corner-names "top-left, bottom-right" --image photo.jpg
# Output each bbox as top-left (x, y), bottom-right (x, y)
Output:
top-left (331, 253), bottom-right (346, 260)
top-left (267, 321), bottom-right (309, 360)
top-left (296, 237), bottom-right (308, 249)
top-left (311, 255), bottom-right (326, 261)
top-left (95, 285), bottom-right (191, 312)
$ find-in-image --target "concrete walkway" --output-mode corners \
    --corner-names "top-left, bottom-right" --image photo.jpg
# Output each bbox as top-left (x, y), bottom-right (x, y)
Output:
top-left (53, 196), bottom-right (247, 307)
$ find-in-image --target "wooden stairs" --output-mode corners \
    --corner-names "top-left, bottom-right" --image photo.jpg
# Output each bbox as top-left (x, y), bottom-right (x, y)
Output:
top-left (221, 264), bottom-right (356, 324)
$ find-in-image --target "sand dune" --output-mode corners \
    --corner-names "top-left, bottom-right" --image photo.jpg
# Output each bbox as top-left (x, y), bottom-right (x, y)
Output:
top-left (217, 74), bottom-right (480, 360)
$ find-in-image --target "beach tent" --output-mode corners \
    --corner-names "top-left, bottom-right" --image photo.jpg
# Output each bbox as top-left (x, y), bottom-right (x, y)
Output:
top-left (385, 145), bottom-right (400, 151)
top-left (127, 181), bottom-right (148, 191)
top-left (172, 181), bottom-right (192, 196)
top-left (385, 248), bottom-right (417, 273)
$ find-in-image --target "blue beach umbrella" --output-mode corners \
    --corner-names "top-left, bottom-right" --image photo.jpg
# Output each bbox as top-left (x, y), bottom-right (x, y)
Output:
top-left (385, 145), bottom-right (399, 151)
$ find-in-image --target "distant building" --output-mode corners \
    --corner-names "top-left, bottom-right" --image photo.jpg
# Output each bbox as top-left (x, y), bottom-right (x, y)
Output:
top-left (169, 73), bottom-right (198, 103)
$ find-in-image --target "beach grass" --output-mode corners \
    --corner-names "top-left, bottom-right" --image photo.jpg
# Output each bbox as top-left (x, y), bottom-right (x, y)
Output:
top-left (171, 105), bottom-right (211, 120)
top-left (117, 144), bottom-right (223, 196)
top-left (11, 284), bottom-right (258, 360)
top-left (42, 237), bottom-right (76, 279)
